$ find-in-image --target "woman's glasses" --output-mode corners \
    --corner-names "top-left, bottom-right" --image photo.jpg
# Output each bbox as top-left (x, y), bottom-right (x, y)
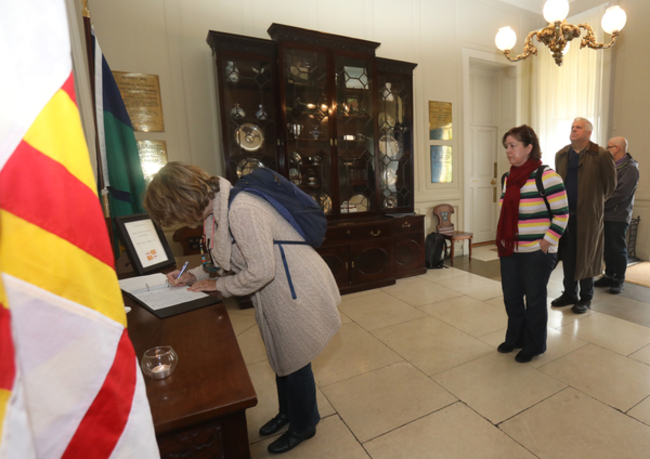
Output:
top-left (200, 235), bottom-right (220, 273)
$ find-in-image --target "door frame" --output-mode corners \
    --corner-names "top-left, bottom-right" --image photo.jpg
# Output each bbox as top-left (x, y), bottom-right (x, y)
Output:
top-left (461, 48), bottom-right (521, 242)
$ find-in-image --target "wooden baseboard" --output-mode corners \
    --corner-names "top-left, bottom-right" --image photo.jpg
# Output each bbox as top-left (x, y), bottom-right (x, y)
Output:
top-left (471, 240), bottom-right (494, 248)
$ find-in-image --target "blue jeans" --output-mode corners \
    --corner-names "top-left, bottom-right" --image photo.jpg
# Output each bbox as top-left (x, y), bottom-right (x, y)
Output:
top-left (500, 250), bottom-right (557, 355)
top-left (604, 221), bottom-right (629, 280)
top-left (276, 363), bottom-right (320, 434)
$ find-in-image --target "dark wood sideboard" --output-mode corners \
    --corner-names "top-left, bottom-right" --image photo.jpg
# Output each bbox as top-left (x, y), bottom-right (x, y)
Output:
top-left (317, 214), bottom-right (426, 293)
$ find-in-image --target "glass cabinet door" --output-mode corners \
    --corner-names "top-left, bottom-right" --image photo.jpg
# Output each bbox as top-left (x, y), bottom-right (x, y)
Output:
top-left (335, 56), bottom-right (375, 215)
top-left (281, 47), bottom-right (333, 215)
top-left (377, 72), bottom-right (413, 210)
top-left (218, 54), bottom-right (278, 181)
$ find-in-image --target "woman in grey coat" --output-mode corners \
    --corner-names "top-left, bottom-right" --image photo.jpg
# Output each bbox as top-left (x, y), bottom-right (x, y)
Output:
top-left (144, 162), bottom-right (341, 454)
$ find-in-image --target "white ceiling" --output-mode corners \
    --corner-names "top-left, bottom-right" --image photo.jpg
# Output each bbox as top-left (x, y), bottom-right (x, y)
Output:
top-left (496, 0), bottom-right (584, 15)
top-left (497, 0), bottom-right (547, 14)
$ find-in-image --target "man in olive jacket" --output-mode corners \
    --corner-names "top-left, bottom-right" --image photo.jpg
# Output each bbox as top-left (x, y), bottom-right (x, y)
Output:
top-left (551, 118), bottom-right (616, 314)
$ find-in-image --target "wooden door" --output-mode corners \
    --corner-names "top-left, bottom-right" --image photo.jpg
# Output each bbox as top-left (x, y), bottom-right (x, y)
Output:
top-left (467, 65), bottom-right (499, 243)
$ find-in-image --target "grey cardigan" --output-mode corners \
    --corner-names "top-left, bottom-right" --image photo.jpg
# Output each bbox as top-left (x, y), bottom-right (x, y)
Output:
top-left (189, 178), bottom-right (341, 376)
top-left (604, 153), bottom-right (639, 223)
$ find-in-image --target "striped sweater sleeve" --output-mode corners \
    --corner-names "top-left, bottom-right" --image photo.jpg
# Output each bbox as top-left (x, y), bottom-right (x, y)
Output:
top-left (500, 168), bottom-right (569, 253)
top-left (540, 169), bottom-right (569, 246)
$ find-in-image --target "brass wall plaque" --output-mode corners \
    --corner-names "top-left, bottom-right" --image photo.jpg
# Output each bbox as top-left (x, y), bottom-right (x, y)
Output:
top-left (137, 140), bottom-right (168, 183)
top-left (113, 72), bottom-right (165, 132)
top-left (429, 101), bottom-right (452, 140)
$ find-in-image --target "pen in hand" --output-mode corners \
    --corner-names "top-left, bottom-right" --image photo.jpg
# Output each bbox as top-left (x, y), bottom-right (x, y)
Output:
top-left (168, 261), bottom-right (190, 288)
top-left (176, 261), bottom-right (190, 280)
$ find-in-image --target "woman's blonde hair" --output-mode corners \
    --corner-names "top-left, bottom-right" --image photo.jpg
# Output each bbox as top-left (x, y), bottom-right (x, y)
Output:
top-left (143, 162), bottom-right (220, 226)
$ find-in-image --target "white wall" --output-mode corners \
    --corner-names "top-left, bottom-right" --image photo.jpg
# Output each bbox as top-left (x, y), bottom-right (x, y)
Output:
top-left (71, 0), bottom-right (540, 239)
top-left (609, 0), bottom-right (650, 260)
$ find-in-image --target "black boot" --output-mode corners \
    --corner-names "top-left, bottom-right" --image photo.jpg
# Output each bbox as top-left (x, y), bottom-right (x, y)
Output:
top-left (267, 426), bottom-right (316, 454)
top-left (594, 276), bottom-right (614, 288)
top-left (551, 293), bottom-right (579, 307)
top-left (609, 278), bottom-right (625, 294)
top-left (259, 413), bottom-right (289, 436)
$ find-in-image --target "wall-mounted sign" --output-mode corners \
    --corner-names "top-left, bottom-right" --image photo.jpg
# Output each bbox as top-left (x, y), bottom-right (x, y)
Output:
top-left (429, 101), bottom-right (452, 140)
top-left (137, 140), bottom-right (167, 183)
top-left (431, 145), bottom-right (452, 183)
top-left (113, 72), bottom-right (164, 132)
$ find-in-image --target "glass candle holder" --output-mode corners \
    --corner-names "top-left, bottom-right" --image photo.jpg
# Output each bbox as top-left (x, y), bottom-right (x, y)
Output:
top-left (141, 345), bottom-right (178, 380)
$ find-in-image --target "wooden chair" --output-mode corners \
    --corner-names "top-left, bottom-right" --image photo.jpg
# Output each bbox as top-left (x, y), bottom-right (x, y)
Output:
top-left (432, 204), bottom-right (473, 266)
top-left (173, 225), bottom-right (203, 255)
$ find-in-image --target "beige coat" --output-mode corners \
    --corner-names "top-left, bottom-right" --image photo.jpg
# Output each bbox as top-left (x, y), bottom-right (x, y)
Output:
top-left (189, 177), bottom-right (341, 376)
top-left (555, 141), bottom-right (616, 280)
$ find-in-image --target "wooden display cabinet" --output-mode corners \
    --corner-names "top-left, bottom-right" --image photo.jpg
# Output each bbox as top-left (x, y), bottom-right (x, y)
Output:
top-left (206, 32), bottom-right (281, 181)
top-left (207, 25), bottom-right (425, 294)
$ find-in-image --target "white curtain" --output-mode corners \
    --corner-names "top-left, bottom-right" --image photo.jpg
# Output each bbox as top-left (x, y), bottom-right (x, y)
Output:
top-left (532, 5), bottom-right (611, 167)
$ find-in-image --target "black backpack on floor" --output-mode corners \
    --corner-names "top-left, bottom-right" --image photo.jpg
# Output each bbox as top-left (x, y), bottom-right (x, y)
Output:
top-left (425, 233), bottom-right (448, 269)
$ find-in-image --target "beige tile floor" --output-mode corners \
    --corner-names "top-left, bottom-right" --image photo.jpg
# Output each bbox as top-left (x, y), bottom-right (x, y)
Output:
top-left (224, 245), bottom-right (650, 458)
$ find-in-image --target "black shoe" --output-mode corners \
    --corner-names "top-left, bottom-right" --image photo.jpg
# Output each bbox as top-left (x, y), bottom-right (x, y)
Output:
top-left (267, 427), bottom-right (316, 454)
top-left (571, 299), bottom-right (591, 314)
top-left (594, 276), bottom-right (614, 288)
top-left (551, 294), bottom-right (579, 307)
top-left (515, 350), bottom-right (539, 363)
top-left (259, 413), bottom-right (290, 436)
top-left (609, 279), bottom-right (624, 294)
top-left (497, 342), bottom-right (515, 353)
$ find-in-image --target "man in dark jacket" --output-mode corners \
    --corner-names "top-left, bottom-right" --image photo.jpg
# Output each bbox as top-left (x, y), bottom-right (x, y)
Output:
top-left (594, 136), bottom-right (639, 293)
top-left (552, 118), bottom-right (617, 314)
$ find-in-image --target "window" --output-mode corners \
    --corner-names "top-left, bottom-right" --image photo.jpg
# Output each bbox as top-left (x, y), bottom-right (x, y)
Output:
top-left (532, 5), bottom-right (611, 166)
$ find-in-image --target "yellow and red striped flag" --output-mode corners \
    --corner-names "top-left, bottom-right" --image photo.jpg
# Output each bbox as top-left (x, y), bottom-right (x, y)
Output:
top-left (0, 1), bottom-right (159, 457)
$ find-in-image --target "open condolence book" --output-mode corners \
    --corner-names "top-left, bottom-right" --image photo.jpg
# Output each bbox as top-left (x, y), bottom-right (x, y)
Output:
top-left (119, 273), bottom-right (219, 318)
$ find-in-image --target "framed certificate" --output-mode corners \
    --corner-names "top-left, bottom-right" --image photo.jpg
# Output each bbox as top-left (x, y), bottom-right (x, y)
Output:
top-left (115, 214), bottom-right (176, 275)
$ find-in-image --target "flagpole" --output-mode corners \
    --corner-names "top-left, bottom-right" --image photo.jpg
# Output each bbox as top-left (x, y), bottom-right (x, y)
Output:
top-left (81, 0), bottom-right (116, 260)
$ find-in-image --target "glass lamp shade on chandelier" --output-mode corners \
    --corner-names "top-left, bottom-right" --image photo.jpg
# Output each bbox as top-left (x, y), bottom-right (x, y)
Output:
top-left (495, 0), bottom-right (627, 66)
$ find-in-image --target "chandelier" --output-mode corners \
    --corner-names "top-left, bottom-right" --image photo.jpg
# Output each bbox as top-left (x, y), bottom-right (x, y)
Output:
top-left (495, 0), bottom-right (627, 66)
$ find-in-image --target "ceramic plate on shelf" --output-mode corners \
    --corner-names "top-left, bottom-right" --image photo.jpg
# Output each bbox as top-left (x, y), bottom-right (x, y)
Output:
top-left (236, 158), bottom-right (264, 178)
top-left (349, 194), bottom-right (368, 212)
top-left (378, 112), bottom-right (395, 129)
top-left (383, 95), bottom-right (404, 123)
top-left (380, 167), bottom-right (398, 187)
top-left (289, 168), bottom-right (302, 185)
top-left (234, 123), bottom-right (264, 152)
top-left (379, 135), bottom-right (401, 160)
top-left (383, 196), bottom-right (398, 209)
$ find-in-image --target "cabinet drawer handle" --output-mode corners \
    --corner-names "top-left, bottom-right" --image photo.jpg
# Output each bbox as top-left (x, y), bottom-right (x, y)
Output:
top-left (346, 230), bottom-right (351, 234)
top-left (401, 222), bottom-right (411, 229)
top-left (370, 230), bottom-right (381, 237)
top-left (345, 262), bottom-right (348, 269)
top-left (351, 261), bottom-right (355, 268)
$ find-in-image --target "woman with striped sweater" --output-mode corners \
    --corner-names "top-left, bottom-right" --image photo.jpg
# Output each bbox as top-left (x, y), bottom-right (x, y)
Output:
top-left (496, 125), bottom-right (569, 363)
